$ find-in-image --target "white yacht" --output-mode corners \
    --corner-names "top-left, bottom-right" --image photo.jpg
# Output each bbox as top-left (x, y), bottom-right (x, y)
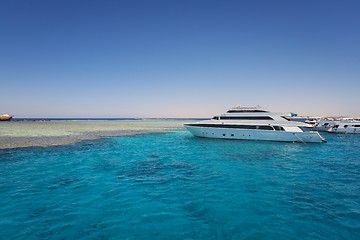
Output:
top-left (311, 118), bottom-right (336, 132)
top-left (184, 106), bottom-right (326, 143)
top-left (328, 120), bottom-right (360, 134)
top-left (307, 117), bottom-right (360, 134)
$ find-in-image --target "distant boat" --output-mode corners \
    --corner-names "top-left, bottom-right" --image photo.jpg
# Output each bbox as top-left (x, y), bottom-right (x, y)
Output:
top-left (311, 118), bottom-right (336, 132)
top-left (0, 114), bottom-right (12, 121)
top-left (328, 120), bottom-right (360, 134)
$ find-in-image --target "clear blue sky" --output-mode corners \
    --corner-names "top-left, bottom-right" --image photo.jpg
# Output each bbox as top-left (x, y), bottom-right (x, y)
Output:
top-left (1, 0), bottom-right (359, 117)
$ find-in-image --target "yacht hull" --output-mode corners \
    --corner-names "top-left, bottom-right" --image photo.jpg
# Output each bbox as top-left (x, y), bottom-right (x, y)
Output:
top-left (184, 125), bottom-right (325, 143)
top-left (328, 128), bottom-right (360, 134)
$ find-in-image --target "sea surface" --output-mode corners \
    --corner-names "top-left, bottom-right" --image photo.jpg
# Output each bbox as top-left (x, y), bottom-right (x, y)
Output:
top-left (0, 128), bottom-right (359, 239)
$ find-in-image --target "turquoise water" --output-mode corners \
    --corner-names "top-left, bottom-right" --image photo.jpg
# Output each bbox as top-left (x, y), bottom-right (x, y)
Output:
top-left (0, 131), bottom-right (359, 239)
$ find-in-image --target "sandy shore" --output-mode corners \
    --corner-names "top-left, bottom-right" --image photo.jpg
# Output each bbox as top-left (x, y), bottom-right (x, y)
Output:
top-left (0, 119), bottom-right (190, 149)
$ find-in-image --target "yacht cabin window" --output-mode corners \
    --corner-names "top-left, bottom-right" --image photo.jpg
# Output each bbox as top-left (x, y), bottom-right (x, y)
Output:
top-left (219, 116), bottom-right (274, 120)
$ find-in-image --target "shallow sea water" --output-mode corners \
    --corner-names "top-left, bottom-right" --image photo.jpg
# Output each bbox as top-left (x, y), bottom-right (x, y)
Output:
top-left (0, 131), bottom-right (359, 239)
top-left (0, 120), bottom-right (186, 149)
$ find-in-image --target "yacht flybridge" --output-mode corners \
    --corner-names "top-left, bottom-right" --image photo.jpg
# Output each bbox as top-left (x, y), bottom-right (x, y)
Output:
top-left (184, 106), bottom-right (326, 143)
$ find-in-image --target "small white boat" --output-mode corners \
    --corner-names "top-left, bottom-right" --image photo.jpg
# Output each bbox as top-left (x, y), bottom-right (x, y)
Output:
top-left (0, 114), bottom-right (12, 121)
top-left (184, 106), bottom-right (326, 143)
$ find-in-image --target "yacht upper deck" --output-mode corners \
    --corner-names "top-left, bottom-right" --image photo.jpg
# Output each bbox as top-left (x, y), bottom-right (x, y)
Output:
top-left (226, 105), bottom-right (268, 113)
top-left (210, 105), bottom-right (298, 124)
